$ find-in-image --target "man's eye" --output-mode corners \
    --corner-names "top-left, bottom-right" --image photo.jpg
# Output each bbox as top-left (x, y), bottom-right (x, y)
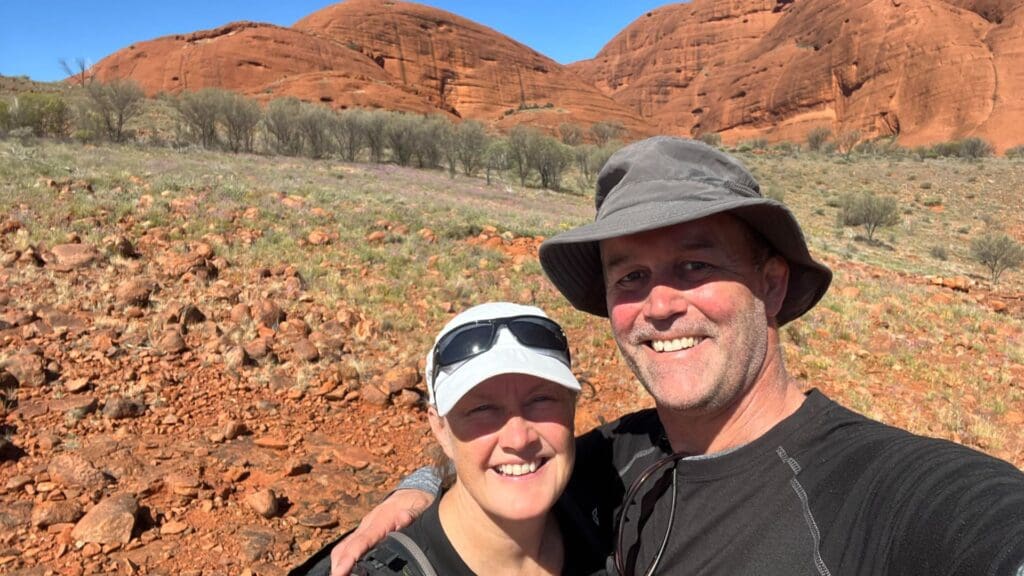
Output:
top-left (679, 261), bottom-right (713, 275)
top-left (616, 270), bottom-right (647, 286)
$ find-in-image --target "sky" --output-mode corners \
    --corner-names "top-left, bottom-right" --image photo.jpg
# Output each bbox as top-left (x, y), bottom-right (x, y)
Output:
top-left (0, 1), bottom-right (675, 82)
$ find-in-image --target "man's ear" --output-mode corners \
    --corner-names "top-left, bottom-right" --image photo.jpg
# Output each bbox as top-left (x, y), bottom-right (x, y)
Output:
top-left (760, 255), bottom-right (789, 319)
top-left (427, 407), bottom-right (454, 460)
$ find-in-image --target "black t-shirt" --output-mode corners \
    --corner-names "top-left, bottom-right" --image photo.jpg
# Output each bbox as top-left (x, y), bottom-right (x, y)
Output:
top-left (567, 389), bottom-right (1024, 575)
top-left (355, 489), bottom-right (606, 575)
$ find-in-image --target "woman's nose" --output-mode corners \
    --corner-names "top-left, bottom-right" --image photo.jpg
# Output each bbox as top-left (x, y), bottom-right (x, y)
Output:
top-left (498, 415), bottom-right (538, 451)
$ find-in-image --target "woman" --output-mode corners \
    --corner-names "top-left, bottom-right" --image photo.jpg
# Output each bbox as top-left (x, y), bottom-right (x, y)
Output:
top-left (349, 302), bottom-right (602, 576)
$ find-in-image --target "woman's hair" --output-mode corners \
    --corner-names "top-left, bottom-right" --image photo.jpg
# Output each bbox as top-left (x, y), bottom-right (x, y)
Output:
top-left (429, 442), bottom-right (456, 491)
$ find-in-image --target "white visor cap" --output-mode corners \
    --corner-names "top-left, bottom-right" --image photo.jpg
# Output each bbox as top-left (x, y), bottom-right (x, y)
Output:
top-left (426, 302), bottom-right (580, 417)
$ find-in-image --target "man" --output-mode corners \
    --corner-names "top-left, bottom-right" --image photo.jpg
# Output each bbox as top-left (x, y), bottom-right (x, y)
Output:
top-left (324, 137), bottom-right (1024, 575)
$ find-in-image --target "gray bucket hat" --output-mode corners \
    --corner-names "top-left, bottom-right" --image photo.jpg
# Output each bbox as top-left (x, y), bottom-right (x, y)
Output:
top-left (538, 136), bottom-right (832, 325)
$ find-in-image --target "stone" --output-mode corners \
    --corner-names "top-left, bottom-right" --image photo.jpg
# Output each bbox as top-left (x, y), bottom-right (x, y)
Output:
top-left (296, 513), bottom-right (337, 529)
top-left (383, 366), bottom-right (419, 395)
top-left (71, 493), bottom-right (138, 544)
top-left (114, 279), bottom-right (154, 307)
top-left (48, 454), bottom-right (109, 490)
top-left (254, 436), bottom-right (289, 450)
top-left (155, 330), bottom-right (187, 355)
top-left (160, 520), bottom-right (189, 535)
top-left (103, 397), bottom-right (147, 420)
top-left (292, 338), bottom-right (320, 362)
top-left (49, 243), bottom-right (101, 269)
top-left (245, 489), bottom-right (279, 518)
top-left (32, 501), bottom-right (83, 528)
top-left (255, 300), bottom-right (284, 328)
top-left (359, 383), bottom-right (389, 407)
top-left (2, 352), bottom-right (46, 387)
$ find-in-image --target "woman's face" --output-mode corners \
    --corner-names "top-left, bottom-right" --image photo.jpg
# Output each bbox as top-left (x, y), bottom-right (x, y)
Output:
top-left (430, 373), bottom-right (576, 522)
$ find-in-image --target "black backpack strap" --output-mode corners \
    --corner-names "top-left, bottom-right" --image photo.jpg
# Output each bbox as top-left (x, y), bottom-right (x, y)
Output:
top-left (383, 532), bottom-right (439, 576)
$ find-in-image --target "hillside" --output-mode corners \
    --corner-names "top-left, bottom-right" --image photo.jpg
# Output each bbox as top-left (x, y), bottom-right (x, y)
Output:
top-left (0, 138), bottom-right (1022, 573)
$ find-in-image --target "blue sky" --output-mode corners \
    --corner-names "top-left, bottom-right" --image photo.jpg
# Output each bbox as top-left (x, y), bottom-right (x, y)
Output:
top-left (1, 1), bottom-right (674, 82)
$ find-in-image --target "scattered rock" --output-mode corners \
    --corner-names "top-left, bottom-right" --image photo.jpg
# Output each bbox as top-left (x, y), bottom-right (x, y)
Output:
top-left (394, 389), bottom-right (421, 408)
top-left (161, 520), bottom-right (189, 535)
top-left (114, 279), bottom-right (155, 307)
top-left (71, 493), bottom-right (138, 544)
top-left (103, 397), bottom-right (147, 420)
top-left (245, 489), bottom-right (279, 519)
top-left (359, 383), bottom-right (389, 407)
top-left (297, 513), bottom-right (337, 529)
top-left (255, 300), bottom-right (284, 328)
top-left (254, 436), bottom-right (289, 450)
top-left (48, 454), bottom-right (109, 491)
top-left (32, 501), bottom-right (83, 528)
top-left (292, 338), bottom-right (320, 362)
top-left (155, 330), bottom-right (187, 355)
top-left (2, 352), bottom-right (47, 387)
top-left (49, 243), bottom-right (101, 269)
top-left (383, 366), bottom-right (419, 395)
top-left (63, 377), bottom-right (92, 393)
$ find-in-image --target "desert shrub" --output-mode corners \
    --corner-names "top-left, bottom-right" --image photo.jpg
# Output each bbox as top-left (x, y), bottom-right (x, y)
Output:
top-left (839, 191), bottom-right (900, 242)
top-left (529, 135), bottom-right (572, 190)
top-left (507, 125), bottom-right (540, 185)
top-left (453, 120), bottom-right (489, 176)
top-left (958, 137), bottom-right (994, 160)
top-left (10, 93), bottom-right (72, 137)
top-left (83, 79), bottom-right (145, 142)
top-left (411, 114), bottom-right (449, 169)
top-left (558, 123), bottom-right (583, 146)
top-left (0, 100), bottom-right (10, 135)
top-left (1005, 145), bottom-right (1024, 159)
top-left (738, 138), bottom-right (768, 151)
top-left (438, 121), bottom-right (458, 178)
top-left (385, 112), bottom-right (419, 166)
top-left (483, 138), bottom-right (509, 185)
top-left (590, 121), bottom-right (624, 146)
top-left (331, 108), bottom-right (367, 162)
top-left (363, 110), bottom-right (389, 163)
top-left (298, 103), bottom-right (335, 159)
top-left (573, 142), bottom-right (619, 192)
top-left (835, 130), bottom-right (861, 156)
top-left (219, 91), bottom-right (261, 153)
top-left (772, 141), bottom-right (800, 156)
top-left (263, 97), bottom-right (304, 156)
top-left (971, 232), bottom-right (1024, 283)
top-left (698, 133), bottom-right (722, 147)
top-left (806, 127), bottom-right (831, 151)
top-left (929, 245), bottom-right (948, 261)
top-left (172, 88), bottom-right (224, 149)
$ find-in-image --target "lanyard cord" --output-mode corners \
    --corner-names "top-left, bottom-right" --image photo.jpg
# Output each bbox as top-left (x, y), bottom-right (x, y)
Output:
top-left (614, 453), bottom-right (686, 576)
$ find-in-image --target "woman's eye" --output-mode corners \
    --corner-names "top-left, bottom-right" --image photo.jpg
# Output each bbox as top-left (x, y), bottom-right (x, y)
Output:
top-left (467, 404), bottom-right (495, 415)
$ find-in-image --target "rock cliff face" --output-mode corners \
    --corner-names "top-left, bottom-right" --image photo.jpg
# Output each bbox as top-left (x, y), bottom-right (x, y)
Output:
top-left (569, 0), bottom-right (1024, 151)
top-left (88, 1), bottom-right (653, 137)
top-left (88, 21), bottom-right (442, 115)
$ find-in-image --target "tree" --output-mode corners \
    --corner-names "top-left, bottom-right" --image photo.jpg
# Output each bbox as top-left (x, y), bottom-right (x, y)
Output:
top-left (385, 112), bottom-right (418, 166)
top-left (173, 89), bottom-right (223, 149)
top-left (484, 138), bottom-right (509, 185)
top-left (330, 108), bottom-right (367, 162)
top-left (85, 79), bottom-right (145, 142)
top-left (806, 127), bottom-right (831, 151)
top-left (839, 191), bottom-right (900, 242)
top-left (363, 110), bottom-right (389, 164)
top-left (11, 93), bottom-right (72, 137)
top-left (507, 125), bottom-right (539, 186)
top-left (971, 232), bottom-right (1024, 284)
top-left (59, 57), bottom-right (89, 87)
top-left (590, 121), bottom-right (624, 146)
top-left (836, 130), bottom-right (861, 156)
top-left (411, 115), bottom-right (448, 169)
top-left (264, 97), bottom-right (304, 156)
top-left (219, 91), bottom-right (261, 153)
top-left (529, 135), bottom-right (572, 190)
top-left (958, 137), bottom-right (994, 160)
top-left (558, 123), bottom-right (583, 146)
top-left (455, 120), bottom-right (489, 176)
top-left (297, 103), bottom-right (334, 159)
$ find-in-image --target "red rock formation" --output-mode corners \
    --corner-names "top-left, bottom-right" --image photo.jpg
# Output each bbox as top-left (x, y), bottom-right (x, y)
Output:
top-left (293, 0), bottom-right (652, 135)
top-left (570, 0), bottom-right (1024, 151)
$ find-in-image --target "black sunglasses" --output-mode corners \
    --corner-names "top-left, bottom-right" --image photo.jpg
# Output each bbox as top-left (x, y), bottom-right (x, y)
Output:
top-left (431, 315), bottom-right (571, 385)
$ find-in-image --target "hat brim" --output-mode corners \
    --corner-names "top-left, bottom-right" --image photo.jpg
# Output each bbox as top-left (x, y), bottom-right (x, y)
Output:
top-left (539, 196), bottom-right (832, 325)
top-left (432, 346), bottom-right (581, 417)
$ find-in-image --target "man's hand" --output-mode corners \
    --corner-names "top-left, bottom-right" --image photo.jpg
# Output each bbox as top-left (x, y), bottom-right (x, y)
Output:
top-left (329, 489), bottom-right (435, 575)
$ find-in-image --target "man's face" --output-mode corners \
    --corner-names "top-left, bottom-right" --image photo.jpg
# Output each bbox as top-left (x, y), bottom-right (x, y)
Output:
top-left (600, 213), bottom-right (787, 414)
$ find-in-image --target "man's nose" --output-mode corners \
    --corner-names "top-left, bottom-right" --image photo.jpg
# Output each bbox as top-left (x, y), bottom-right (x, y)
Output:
top-left (499, 415), bottom-right (538, 451)
top-left (643, 281), bottom-right (689, 321)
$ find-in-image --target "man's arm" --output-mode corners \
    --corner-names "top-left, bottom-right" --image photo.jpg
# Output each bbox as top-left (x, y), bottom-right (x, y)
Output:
top-left (328, 467), bottom-right (441, 575)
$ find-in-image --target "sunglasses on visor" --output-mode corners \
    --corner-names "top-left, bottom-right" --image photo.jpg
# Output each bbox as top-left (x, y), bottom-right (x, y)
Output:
top-left (431, 315), bottom-right (571, 385)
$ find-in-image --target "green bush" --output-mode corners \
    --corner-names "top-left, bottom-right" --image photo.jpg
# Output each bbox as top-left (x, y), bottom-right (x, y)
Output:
top-left (806, 127), bottom-right (831, 151)
top-left (11, 93), bottom-right (72, 137)
top-left (331, 108), bottom-right (367, 162)
top-left (454, 120), bottom-right (489, 176)
top-left (219, 91), bottom-right (261, 153)
top-left (173, 89), bottom-right (223, 149)
top-left (929, 245), bottom-right (948, 261)
top-left (698, 133), bottom-right (722, 147)
top-left (363, 110), bottom-right (389, 163)
top-left (411, 114), bottom-right (448, 169)
top-left (839, 191), bottom-right (900, 242)
top-left (958, 137), bottom-right (994, 160)
top-left (385, 111), bottom-right (419, 166)
top-left (971, 232), bottom-right (1024, 283)
top-left (84, 79), bottom-right (145, 142)
top-left (298, 103), bottom-right (335, 159)
top-left (590, 121), bottom-right (624, 145)
top-left (558, 123), bottom-right (583, 146)
top-left (0, 100), bottom-right (10, 134)
top-left (264, 97), bottom-right (304, 156)
top-left (1005, 145), bottom-right (1024, 159)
